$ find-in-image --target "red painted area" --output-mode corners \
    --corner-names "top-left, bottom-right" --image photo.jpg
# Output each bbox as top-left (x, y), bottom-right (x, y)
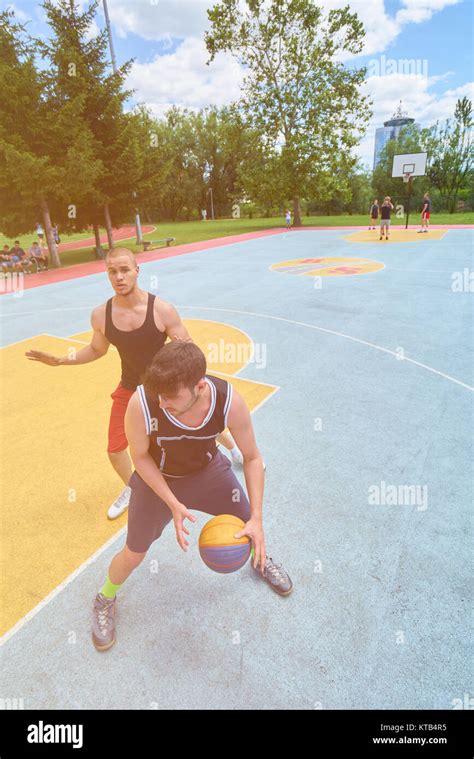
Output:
top-left (1, 224), bottom-right (472, 294)
top-left (56, 225), bottom-right (155, 252)
top-left (1, 228), bottom-right (283, 293)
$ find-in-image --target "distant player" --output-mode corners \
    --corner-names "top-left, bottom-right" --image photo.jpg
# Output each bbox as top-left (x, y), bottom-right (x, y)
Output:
top-left (285, 209), bottom-right (291, 230)
top-left (380, 197), bottom-right (394, 240)
top-left (418, 193), bottom-right (431, 233)
top-left (369, 199), bottom-right (379, 230)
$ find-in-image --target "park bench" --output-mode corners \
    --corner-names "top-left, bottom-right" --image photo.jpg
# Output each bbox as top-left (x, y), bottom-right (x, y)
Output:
top-left (142, 237), bottom-right (175, 251)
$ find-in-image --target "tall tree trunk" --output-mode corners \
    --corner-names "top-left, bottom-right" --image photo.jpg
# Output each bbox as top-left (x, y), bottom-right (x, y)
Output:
top-left (41, 198), bottom-right (60, 268)
top-left (104, 204), bottom-right (114, 249)
top-left (93, 222), bottom-right (105, 258)
top-left (293, 196), bottom-right (302, 227)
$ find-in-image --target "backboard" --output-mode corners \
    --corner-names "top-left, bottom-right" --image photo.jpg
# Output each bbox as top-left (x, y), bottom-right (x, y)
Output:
top-left (392, 152), bottom-right (427, 178)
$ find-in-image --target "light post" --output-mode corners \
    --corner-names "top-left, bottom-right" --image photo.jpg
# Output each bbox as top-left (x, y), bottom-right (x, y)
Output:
top-left (207, 187), bottom-right (215, 220)
top-left (103, 0), bottom-right (143, 245)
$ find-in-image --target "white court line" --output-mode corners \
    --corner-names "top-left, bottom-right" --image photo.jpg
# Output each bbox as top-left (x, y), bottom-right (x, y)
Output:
top-left (184, 317), bottom-right (256, 376)
top-left (177, 305), bottom-right (474, 392)
top-left (0, 305), bottom-right (94, 318)
top-left (0, 370), bottom-right (278, 644)
top-left (387, 268), bottom-right (455, 273)
top-left (0, 527), bottom-right (127, 647)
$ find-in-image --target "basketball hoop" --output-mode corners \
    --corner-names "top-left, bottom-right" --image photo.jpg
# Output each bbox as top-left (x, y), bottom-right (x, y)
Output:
top-left (403, 172), bottom-right (412, 183)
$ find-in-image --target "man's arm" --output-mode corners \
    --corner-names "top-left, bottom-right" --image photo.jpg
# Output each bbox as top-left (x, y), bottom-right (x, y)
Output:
top-left (159, 301), bottom-right (192, 342)
top-left (227, 390), bottom-right (264, 520)
top-left (124, 392), bottom-right (182, 509)
top-left (226, 389), bottom-right (266, 569)
top-left (25, 306), bottom-right (110, 366)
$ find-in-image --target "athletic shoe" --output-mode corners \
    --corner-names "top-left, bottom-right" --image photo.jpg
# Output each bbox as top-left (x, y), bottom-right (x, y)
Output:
top-left (107, 485), bottom-right (131, 519)
top-left (92, 592), bottom-right (116, 651)
top-left (252, 555), bottom-right (293, 595)
top-left (379, 236), bottom-right (383, 240)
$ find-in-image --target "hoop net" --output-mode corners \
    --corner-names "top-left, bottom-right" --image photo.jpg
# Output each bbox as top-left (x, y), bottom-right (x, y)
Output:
top-left (403, 173), bottom-right (412, 183)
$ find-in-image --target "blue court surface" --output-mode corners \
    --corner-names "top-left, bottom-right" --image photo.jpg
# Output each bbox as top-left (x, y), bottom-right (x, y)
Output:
top-left (1, 228), bottom-right (472, 710)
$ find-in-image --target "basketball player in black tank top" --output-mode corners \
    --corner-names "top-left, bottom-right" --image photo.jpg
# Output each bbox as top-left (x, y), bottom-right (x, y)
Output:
top-left (92, 342), bottom-right (293, 650)
top-left (25, 247), bottom-right (243, 519)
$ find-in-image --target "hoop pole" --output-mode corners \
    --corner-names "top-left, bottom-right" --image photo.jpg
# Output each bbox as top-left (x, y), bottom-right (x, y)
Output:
top-left (405, 177), bottom-right (413, 229)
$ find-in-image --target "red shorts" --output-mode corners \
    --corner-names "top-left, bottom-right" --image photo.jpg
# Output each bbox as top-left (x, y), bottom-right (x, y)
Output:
top-left (107, 383), bottom-right (135, 453)
top-left (422, 211), bottom-right (430, 219)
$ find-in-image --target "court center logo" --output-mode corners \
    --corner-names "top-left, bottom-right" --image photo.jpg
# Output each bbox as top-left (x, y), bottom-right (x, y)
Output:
top-left (271, 257), bottom-right (384, 277)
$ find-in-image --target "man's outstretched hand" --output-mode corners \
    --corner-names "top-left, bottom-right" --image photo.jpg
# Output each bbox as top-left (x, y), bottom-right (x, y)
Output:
top-left (25, 349), bottom-right (62, 366)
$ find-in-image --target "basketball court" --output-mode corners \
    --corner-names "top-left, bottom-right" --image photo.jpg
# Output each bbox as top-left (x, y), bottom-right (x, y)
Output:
top-left (1, 224), bottom-right (472, 710)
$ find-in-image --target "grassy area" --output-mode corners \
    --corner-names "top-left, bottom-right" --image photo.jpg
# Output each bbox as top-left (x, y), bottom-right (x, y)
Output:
top-left (2, 212), bottom-right (473, 269)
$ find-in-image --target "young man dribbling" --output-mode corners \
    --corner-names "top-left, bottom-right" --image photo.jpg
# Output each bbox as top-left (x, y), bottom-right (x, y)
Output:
top-left (91, 341), bottom-right (293, 651)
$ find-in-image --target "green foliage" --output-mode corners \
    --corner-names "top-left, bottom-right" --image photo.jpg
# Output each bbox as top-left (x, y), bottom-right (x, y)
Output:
top-left (425, 97), bottom-right (473, 213)
top-left (206, 0), bottom-right (371, 224)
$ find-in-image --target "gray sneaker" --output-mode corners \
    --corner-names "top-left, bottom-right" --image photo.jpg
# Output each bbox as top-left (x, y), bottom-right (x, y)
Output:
top-left (252, 555), bottom-right (293, 595)
top-left (92, 592), bottom-right (116, 651)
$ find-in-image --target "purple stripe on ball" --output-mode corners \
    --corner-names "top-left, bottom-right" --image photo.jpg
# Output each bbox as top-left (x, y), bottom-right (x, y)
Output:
top-left (199, 543), bottom-right (251, 573)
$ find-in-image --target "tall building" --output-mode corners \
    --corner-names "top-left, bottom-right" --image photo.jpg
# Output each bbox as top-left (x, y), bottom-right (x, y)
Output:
top-left (373, 102), bottom-right (418, 169)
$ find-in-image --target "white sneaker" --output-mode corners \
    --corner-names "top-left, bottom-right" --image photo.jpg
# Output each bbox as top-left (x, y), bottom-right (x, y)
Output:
top-left (107, 486), bottom-right (131, 520)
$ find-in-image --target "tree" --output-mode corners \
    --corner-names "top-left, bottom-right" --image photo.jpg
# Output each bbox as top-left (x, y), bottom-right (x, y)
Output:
top-left (426, 97), bottom-right (473, 213)
top-left (39, 0), bottom-right (139, 248)
top-left (206, 0), bottom-right (371, 225)
top-left (0, 7), bottom-right (100, 266)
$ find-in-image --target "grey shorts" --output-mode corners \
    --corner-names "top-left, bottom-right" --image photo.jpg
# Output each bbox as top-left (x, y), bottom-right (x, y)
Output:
top-left (380, 218), bottom-right (391, 227)
top-left (126, 450), bottom-right (251, 553)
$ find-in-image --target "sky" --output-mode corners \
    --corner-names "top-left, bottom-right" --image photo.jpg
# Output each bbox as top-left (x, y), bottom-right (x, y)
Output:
top-left (7, 0), bottom-right (474, 169)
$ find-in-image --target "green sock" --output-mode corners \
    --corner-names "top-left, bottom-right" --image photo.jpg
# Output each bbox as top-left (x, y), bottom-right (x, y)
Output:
top-left (100, 574), bottom-right (122, 599)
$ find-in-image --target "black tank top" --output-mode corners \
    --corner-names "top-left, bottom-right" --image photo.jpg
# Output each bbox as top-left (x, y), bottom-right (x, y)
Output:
top-left (105, 292), bottom-right (167, 390)
top-left (136, 375), bottom-right (233, 477)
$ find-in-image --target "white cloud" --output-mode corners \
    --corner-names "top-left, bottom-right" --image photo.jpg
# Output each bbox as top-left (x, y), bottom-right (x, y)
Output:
top-left (396, 0), bottom-right (462, 26)
top-left (106, 0), bottom-right (210, 41)
top-left (356, 74), bottom-right (474, 167)
top-left (6, 3), bottom-right (30, 22)
top-left (127, 37), bottom-right (243, 116)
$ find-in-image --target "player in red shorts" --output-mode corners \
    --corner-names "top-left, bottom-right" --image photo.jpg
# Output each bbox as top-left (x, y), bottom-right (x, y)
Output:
top-left (418, 192), bottom-right (431, 233)
top-left (25, 247), bottom-right (243, 519)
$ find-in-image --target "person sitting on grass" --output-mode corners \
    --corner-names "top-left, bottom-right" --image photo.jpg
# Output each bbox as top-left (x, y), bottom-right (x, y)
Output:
top-left (29, 241), bottom-right (49, 271)
top-left (1, 244), bottom-right (11, 263)
top-left (4, 241), bottom-right (26, 272)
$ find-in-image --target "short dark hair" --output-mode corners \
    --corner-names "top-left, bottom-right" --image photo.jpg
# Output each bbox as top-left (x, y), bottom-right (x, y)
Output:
top-left (14, 240), bottom-right (19, 245)
top-left (143, 341), bottom-right (206, 397)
